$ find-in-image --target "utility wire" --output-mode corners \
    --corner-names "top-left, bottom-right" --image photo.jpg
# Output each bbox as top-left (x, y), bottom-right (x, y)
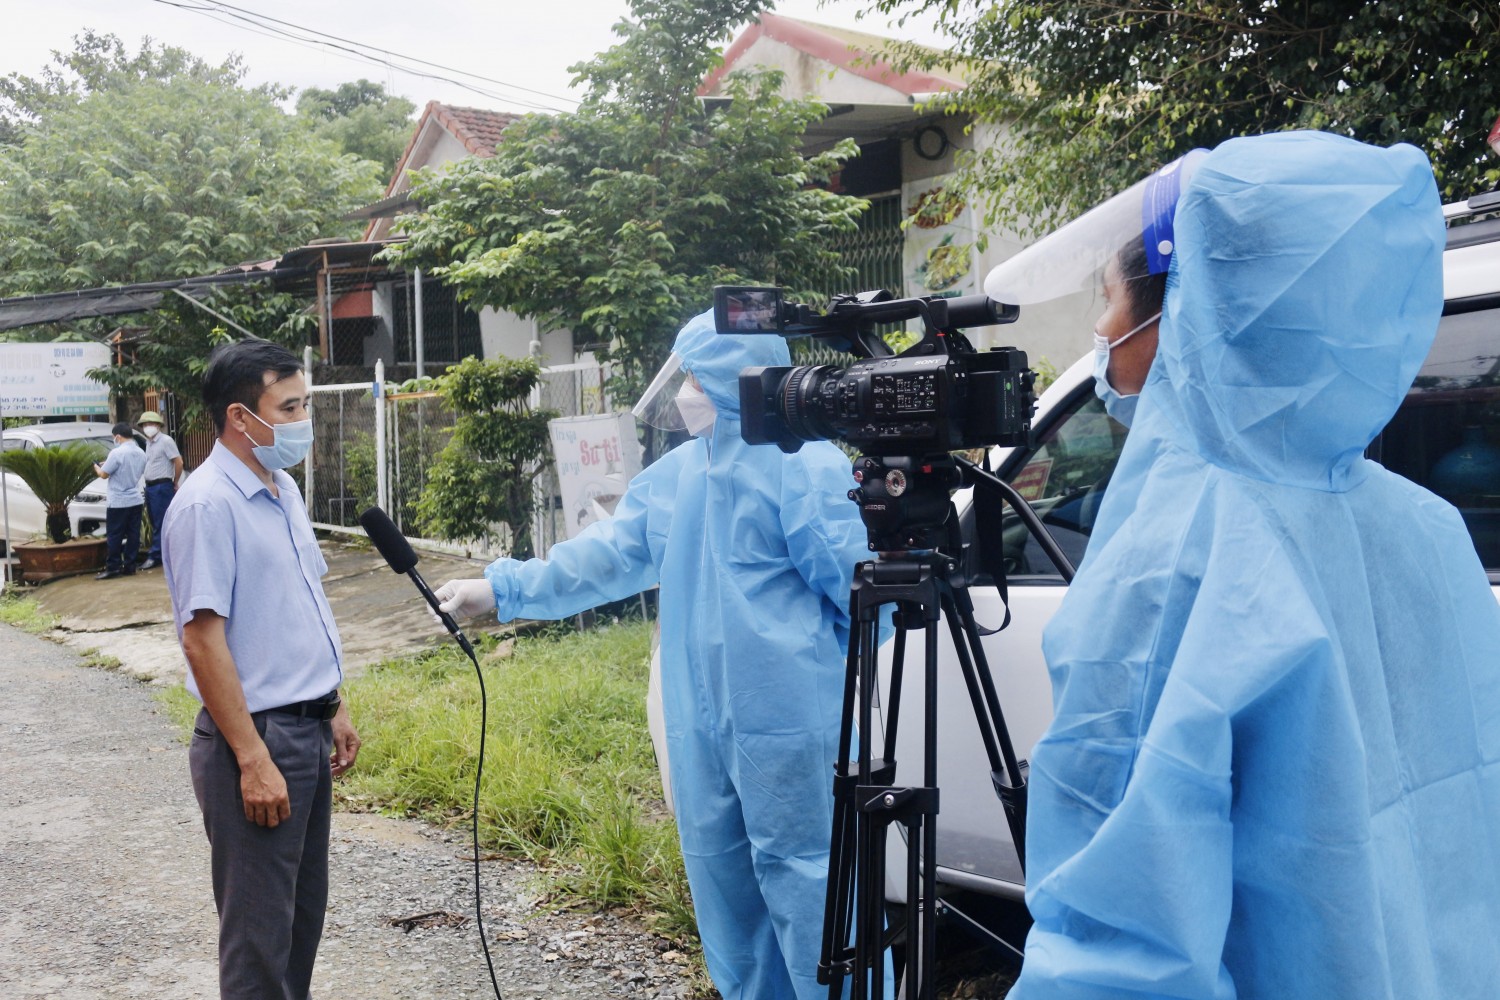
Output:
top-left (194, 0), bottom-right (580, 106)
top-left (149, 0), bottom-right (580, 113)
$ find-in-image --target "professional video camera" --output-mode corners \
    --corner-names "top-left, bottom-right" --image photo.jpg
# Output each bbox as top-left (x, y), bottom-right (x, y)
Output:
top-left (715, 284), bottom-right (1065, 999)
top-left (714, 286), bottom-right (1035, 458)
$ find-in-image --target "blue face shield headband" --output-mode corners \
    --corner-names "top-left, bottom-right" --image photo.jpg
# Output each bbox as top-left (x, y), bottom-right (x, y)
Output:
top-left (1141, 154), bottom-right (1197, 276)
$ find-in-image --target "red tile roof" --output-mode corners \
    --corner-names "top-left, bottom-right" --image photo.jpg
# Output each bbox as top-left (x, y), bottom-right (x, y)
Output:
top-left (384, 102), bottom-right (522, 197)
top-left (432, 103), bottom-right (522, 157)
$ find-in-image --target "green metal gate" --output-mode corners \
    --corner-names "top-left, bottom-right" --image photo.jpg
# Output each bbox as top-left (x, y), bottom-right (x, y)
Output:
top-left (799, 193), bottom-right (905, 364)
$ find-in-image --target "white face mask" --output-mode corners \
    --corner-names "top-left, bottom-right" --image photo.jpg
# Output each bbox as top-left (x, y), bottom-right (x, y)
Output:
top-left (142, 425), bottom-right (160, 439)
top-left (1092, 310), bottom-right (1161, 426)
top-left (675, 382), bottom-right (717, 438)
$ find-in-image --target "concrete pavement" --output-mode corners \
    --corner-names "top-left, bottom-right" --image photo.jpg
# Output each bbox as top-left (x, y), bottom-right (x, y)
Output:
top-left (21, 537), bottom-right (494, 685)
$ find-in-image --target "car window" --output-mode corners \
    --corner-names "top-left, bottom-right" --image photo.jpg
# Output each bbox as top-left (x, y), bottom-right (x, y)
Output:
top-left (1374, 303), bottom-right (1500, 577)
top-left (999, 388), bottom-right (1128, 580)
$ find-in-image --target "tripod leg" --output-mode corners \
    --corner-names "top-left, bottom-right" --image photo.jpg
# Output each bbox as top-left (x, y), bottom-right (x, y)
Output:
top-left (940, 586), bottom-right (1029, 873)
top-left (824, 570), bottom-right (907, 997)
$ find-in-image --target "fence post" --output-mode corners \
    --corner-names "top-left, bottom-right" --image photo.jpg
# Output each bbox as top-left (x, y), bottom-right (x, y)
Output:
top-left (303, 346), bottom-right (315, 516)
top-left (374, 358), bottom-right (388, 515)
top-left (413, 268), bottom-right (425, 379)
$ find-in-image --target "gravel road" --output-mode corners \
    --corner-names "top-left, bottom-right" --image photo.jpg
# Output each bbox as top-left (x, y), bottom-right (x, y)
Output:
top-left (0, 623), bottom-right (702, 999)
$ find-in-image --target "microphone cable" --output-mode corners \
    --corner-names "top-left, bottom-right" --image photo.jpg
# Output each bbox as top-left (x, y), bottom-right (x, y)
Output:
top-left (458, 635), bottom-right (504, 1000)
top-left (358, 506), bottom-right (503, 1000)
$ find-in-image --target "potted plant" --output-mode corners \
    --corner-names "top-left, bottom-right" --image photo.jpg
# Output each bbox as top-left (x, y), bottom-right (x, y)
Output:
top-left (0, 442), bottom-right (109, 582)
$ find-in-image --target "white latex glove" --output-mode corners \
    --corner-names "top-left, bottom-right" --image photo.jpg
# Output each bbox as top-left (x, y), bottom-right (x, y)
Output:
top-left (431, 578), bottom-right (497, 623)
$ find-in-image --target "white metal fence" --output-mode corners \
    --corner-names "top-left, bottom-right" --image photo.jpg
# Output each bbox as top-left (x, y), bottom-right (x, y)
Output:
top-left (304, 353), bottom-right (615, 562)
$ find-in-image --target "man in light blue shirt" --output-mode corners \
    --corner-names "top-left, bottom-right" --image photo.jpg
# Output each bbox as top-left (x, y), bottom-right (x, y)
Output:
top-left (92, 421), bottom-right (145, 579)
top-left (162, 338), bottom-right (359, 1000)
top-left (135, 409), bottom-right (182, 571)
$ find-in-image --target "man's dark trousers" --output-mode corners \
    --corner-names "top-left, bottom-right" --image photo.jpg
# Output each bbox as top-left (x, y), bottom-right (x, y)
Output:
top-left (144, 481), bottom-right (174, 561)
top-left (104, 505), bottom-right (142, 573)
top-left (190, 707), bottom-right (333, 1000)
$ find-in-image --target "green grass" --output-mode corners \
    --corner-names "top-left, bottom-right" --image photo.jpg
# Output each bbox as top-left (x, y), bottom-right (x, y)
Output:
top-left (0, 587), bottom-right (56, 633)
top-left (337, 620), bottom-right (699, 943)
top-left (155, 683), bottom-right (201, 741)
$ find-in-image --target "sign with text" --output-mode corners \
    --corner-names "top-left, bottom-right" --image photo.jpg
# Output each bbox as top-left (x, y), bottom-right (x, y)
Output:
top-left (0, 342), bottom-right (111, 417)
top-left (548, 412), bottom-right (643, 538)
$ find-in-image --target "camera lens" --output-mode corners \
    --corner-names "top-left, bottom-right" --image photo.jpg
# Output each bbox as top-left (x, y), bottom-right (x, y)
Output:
top-left (780, 365), bottom-right (841, 443)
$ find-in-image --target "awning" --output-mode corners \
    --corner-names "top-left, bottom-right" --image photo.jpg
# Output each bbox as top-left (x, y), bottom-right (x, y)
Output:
top-left (0, 269), bottom-right (308, 333)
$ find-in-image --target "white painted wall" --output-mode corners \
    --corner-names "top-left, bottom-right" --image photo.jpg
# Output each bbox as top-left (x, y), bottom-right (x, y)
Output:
top-left (732, 36), bottom-right (916, 105)
top-left (478, 308), bottom-right (574, 367)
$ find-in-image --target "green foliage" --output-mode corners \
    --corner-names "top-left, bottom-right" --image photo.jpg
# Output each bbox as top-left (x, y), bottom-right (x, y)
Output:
top-left (413, 356), bottom-right (557, 555)
top-left (0, 441), bottom-right (106, 542)
top-left (868, 1), bottom-right (1500, 236)
top-left (1, 29), bottom-right (257, 142)
top-left (384, 0), bottom-right (869, 397)
top-left (0, 33), bottom-right (383, 412)
top-left (0, 34), bottom-right (381, 294)
top-left (336, 621), bottom-right (697, 938)
top-left (1031, 355), bottom-right (1061, 396)
top-left (296, 79), bottom-right (416, 173)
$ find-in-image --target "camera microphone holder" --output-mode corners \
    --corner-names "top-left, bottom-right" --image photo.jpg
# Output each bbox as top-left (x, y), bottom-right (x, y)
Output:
top-left (819, 456), bottom-right (1075, 1000)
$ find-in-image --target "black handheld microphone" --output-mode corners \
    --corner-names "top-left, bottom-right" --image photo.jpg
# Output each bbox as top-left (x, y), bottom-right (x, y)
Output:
top-left (358, 506), bottom-right (475, 658)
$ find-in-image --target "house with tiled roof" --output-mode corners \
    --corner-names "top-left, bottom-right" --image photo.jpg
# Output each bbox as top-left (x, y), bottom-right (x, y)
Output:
top-left (704, 13), bottom-right (1090, 365)
top-left (362, 102), bottom-right (520, 243)
top-left (334, 101), bottom-right (575, 372)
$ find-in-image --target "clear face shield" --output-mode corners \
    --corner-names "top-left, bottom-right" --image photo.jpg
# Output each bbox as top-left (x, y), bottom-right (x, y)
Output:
top-left (983, 149), bottom-right (1208, 312)
top-left (632, 352), bottom-right (692, 432)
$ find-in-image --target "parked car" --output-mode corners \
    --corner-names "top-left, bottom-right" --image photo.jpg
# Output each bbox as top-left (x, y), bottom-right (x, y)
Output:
top-left (872, 192), bottom-right (1500, 916)
top-left (1, 421), bottom-right (117, 543)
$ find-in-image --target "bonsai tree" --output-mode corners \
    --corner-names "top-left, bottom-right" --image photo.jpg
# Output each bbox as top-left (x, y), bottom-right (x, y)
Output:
top-left (414, 356), bottom-right (557, 558)
top-left (0, 442), bottom-right (105, 543)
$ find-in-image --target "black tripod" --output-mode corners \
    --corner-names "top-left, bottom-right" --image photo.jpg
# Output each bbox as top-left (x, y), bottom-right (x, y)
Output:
top-left (818, 454), bottom-right (1075, 1000)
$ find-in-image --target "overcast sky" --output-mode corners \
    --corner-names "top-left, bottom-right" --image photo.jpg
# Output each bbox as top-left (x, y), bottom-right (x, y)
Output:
top-left (4, 0), bottom-right (950, 115)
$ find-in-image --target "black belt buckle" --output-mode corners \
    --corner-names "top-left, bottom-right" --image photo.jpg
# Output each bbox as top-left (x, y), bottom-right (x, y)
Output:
top-left (267, 694), bottom-right (341, 721)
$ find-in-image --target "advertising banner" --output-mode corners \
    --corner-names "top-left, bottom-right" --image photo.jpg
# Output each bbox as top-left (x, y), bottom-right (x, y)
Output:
top-left (0, 342), bottom-right (111, 417)
top-left (548, 412), bottom-right (642, 538)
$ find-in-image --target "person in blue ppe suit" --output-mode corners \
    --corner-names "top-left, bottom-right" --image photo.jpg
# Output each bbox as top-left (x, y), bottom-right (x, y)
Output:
top-left (432, 310), bottom-right (877, 999)
top-left (1005, 131), bottom-right (1500, 998)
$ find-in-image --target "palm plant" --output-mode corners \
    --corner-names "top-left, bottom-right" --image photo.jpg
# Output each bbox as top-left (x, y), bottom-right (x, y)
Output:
top-left (0, 442), bottom-right (105, 543)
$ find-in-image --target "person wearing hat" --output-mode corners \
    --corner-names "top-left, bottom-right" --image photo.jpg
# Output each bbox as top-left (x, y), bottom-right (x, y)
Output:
top-left (93, 421), bottom-right (147, 579)
top-left (136, 410), bottom-right (183, 571)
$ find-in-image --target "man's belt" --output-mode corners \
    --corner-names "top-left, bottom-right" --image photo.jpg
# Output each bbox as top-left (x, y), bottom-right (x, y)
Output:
top-left (146, 478), bottom-right (174, 486)
top-left (263, 694), bottom-right (341, 721)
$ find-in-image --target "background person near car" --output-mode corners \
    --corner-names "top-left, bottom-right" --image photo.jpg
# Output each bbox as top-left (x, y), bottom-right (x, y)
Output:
top-left (93, 421), bottom-right (145, 579)
top-left (136, 410), bottom-right (182, 571)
